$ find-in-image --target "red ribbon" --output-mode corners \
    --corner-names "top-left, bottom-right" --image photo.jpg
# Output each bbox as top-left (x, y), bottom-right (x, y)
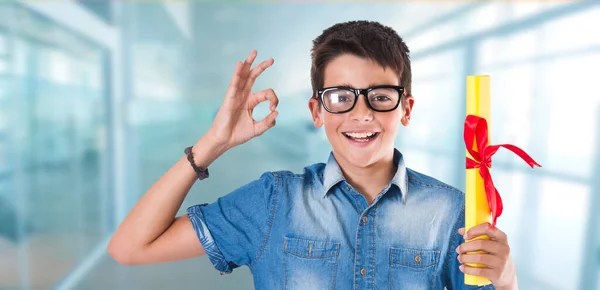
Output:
top-left (464, 115), bottom-right (541, 227)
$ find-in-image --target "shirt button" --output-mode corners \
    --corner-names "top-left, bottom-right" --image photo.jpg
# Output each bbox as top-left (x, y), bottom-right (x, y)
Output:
top-left (345, 185), bottom-right (350, 191)
top-left (415, 254), bottom-right (422, 265)
top-left (360, 267), bottom-right (366, 277)
top-left (362, 216), bottom-right (368, 225)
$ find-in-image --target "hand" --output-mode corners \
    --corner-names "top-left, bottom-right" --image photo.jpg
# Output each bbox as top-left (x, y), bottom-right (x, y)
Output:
top-left (206, 50), bottom-right (279, 150)
top-left (456, 223), bottom-right (518, 289)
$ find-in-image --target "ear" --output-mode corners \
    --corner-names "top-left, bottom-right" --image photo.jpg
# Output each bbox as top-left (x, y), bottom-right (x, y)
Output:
top-left (308, 97), bottom-right (324, 128)
top-left (401, 95), bottom-right (415, 126)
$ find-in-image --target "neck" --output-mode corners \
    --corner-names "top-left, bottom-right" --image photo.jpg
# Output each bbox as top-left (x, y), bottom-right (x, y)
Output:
top-left (334, 150), bottom-right (397, 204)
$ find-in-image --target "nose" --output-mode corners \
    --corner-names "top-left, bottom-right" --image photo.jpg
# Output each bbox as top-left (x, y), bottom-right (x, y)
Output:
top-left (349, 94), bottom-right (373, 122)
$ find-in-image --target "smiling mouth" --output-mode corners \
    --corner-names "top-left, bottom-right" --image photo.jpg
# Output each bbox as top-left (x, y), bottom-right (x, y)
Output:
top-left (342, 132), bottom-right (380, 142)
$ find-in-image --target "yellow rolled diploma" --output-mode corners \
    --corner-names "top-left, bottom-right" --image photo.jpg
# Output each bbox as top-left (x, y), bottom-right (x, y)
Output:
top-left (465, 75), bottom-right (492, 286)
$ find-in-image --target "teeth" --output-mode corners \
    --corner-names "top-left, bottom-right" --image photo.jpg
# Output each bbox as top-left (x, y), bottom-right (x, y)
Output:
top-left (344, 132), bottom-right (376, 139)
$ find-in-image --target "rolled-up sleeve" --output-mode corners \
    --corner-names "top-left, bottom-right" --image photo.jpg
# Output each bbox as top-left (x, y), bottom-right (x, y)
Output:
top-left (187, 171), bottom-right (278, 274)
top-left (187, 204), bottom-right (233, 274)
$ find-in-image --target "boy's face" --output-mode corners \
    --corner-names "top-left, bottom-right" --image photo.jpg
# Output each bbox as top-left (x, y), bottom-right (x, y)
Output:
top-left (309, 53), bottom-right (414, 168)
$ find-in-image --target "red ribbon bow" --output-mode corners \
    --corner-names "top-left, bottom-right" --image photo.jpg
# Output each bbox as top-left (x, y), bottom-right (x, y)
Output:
top-left (464, 115), bottom-right (541, 227)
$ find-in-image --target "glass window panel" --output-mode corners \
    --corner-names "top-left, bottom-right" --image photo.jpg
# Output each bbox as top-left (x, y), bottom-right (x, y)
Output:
top-left (401, 149), bottom-right (431, 175)
top-left (0, 60), bottom-right (6, 74)
top-left (465, 4), bottom-right (503, 35)
top-left (0, 78), bottom-right (6, 100)
top-left (403, 72), bottom-right (463, 153)
top-left (412, 49), bottom-right (463, 78)
top-left (532, 179), bottom-right (589, 290)
top-left (0, 5), bottom-right (109, 289)
top-left (475, 63), bottom-right (535, 164)
top-left (490, 170), bottom-right (525, 256)
top-left (14, 39), bottom-right (28, 77)
top-left (483, 29), bottom-right (538, 67)
top-left (0, 33), bottom-right (5, 55)
top-left (509, 2), bottom-right (543, 19)
top-left (544, 54), bottom-right (600, 179)
top-left (540, 6), bottom-right (600, 55)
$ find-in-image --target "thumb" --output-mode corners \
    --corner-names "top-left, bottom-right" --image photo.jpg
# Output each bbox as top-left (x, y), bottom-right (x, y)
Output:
top-left (254, 110), bottom-right (278, 136)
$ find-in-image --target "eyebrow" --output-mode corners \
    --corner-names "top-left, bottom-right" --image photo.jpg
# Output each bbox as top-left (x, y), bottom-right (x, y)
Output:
top-left (340, 82), bottom-right (389, 88)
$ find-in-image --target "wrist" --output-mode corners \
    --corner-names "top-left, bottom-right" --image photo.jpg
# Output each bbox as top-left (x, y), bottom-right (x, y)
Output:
top-left (204, 128), bottom-right (231, 150)
top-left (495, 276), bottom-right (518, 290)
top-left (495, 285), bottom-right (517, 290)
top-left (191, 135), bottom-right (229, 168)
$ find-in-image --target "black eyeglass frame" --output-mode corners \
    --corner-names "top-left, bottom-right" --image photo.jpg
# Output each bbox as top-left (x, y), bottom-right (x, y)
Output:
top-left (315, 85), bottom-right (405, 114)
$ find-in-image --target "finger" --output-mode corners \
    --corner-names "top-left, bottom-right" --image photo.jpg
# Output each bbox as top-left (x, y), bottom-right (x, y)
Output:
top-left (465, 222), bottom-right (507, 242)
top-left (458, 227), bottom-right (465, 236)
top-left (241, 58), bottom-right (275, 95)
top-left (238, 50), bottom-right (258, 93)
top-left (456, 239), bottom-right (508, 255)
top-left (459, 265), bottom-right (500, 282)
top-left (248, 88), bottom-right (279, 111)
top-left (458, 254), bottom-right (505, 269)
top-left (225, 60), bottom-right (243, 99)
top-left (254, 110), bottom-right (278, 136)
top-left (242, 50), bottom-right (258, 73)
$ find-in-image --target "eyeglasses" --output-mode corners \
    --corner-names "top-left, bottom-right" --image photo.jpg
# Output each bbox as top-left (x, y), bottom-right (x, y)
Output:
top-left (315, 85), bottom-right (404, 114)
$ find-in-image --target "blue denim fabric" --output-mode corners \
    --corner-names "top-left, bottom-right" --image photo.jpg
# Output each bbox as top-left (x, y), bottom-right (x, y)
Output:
top-left (187, 149), bottom-right (495, 290)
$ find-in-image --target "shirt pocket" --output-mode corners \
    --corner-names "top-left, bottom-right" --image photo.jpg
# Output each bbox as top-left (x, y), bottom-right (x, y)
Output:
top-left (389, 247), bottom-right (440, 290)
top-left (283, 236), bottom-right (341, 290)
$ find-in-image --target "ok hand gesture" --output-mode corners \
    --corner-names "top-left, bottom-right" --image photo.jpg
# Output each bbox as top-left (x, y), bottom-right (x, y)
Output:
top-left (208, 50), bottom-right (279, 150)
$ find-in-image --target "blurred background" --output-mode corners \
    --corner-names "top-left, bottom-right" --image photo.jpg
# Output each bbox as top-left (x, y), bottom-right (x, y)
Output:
top-left (0, 1), bottom-right (598, 289)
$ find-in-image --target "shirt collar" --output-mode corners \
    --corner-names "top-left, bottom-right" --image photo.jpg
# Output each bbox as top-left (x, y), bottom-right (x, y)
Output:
top-left (322, 148), bottom-right (409, 202)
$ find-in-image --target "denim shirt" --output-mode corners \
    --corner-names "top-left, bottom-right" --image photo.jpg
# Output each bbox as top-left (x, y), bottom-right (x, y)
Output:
top-left (187, 149), bottom-right (495, 290)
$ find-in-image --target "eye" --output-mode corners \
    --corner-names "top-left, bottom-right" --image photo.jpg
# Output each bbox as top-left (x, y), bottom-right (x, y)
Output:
top-left (330, 95), bottom-right (351, 103)
top-left (327, 90), bottom-right (354, 103)
top-left (372, 95), bottom-right (392, 102)
top-left (339, 96), bottom-right (352, 102)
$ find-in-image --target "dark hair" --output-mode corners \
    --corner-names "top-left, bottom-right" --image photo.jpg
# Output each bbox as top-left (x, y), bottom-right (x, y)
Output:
top-left (310, 20), bottom-right (412, 98)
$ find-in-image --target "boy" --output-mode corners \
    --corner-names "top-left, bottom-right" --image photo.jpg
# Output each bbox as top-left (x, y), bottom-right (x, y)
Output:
top-left (108, 21), bottom-right (517, 289)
